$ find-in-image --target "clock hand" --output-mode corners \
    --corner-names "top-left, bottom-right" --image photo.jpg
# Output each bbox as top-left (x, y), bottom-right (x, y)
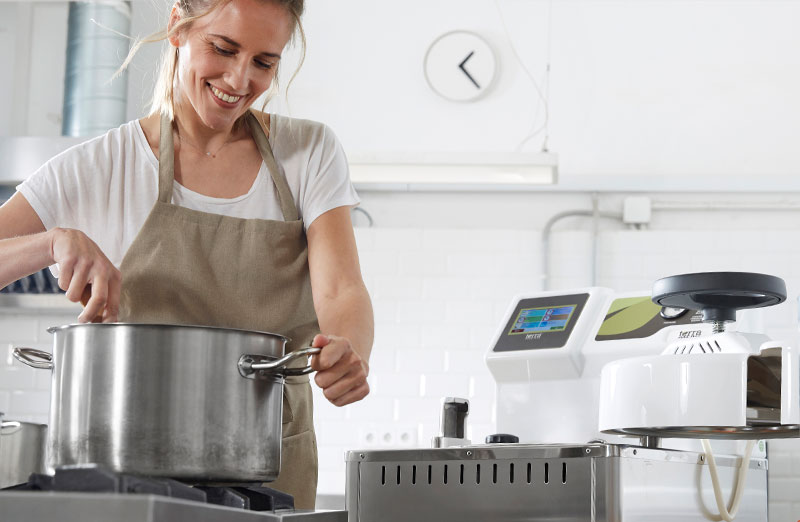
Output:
top-left (458, 51), bottom-right (481, 89)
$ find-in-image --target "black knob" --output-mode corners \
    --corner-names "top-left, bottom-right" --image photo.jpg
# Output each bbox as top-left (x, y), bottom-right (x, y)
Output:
top-left (652, 272), bottom-right (786, 324)
top-left (485, 433), bottom-right (519, 444)
top-left (440, 398), bottom-right (469, 439)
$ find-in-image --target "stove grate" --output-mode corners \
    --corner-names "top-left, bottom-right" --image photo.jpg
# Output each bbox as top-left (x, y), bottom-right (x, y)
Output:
top-left (3, 466), bottom-right (294, 512)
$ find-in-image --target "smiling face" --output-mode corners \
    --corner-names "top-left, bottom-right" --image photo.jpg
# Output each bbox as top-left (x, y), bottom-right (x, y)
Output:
top-left (170, 0), bottom-right (294, 130)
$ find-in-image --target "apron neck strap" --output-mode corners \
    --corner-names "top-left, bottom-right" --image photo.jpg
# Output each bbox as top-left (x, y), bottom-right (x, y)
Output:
top-left (247, 111), bottom-right (299, 222)
top-left (157, 112), bottom-right (176, 204)
top-left (157, 111), bottom-right (300, 222)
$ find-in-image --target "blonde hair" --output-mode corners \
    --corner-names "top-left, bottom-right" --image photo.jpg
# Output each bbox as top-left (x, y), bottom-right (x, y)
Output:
top-left (119, 0), bottom-right (306, 123)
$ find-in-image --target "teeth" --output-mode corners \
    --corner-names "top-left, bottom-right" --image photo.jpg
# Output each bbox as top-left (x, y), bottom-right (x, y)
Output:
top-left (211, 85), bottom-right (240, 103)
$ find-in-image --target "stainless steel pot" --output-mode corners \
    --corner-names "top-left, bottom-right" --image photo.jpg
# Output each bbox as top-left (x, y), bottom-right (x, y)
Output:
top-left (0, 420), bottom-right (47, 488)
top-left (13, 323), bottom-right (319, 483)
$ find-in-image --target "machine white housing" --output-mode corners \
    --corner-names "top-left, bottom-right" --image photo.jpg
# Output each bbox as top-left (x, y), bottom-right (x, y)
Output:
top-left (485, 288), bottom-right (716, 444)
top-left (599, 331), bottom-right (800, 437)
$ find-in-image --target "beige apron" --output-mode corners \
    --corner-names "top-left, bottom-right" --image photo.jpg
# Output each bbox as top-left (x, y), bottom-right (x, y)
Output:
top-left (118, 110), bottom-right (319, 509)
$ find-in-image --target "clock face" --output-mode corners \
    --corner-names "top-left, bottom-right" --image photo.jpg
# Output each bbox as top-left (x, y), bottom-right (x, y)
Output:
top-left (424, 31), bottom-right (497, 102)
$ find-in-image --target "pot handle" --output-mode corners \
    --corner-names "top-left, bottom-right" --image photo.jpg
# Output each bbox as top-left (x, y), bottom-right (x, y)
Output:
top-left (238, 346), bottom-right (322, 379)
top-left (1, 421), bottom-right (22, 435)
top-left (12, 348), bottom-right (54, 370)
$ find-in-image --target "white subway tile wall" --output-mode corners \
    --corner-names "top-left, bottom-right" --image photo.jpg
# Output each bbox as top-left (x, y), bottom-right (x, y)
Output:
top-left (0, 311), bottom-right (76, 425)
top-left (1, 227), bottom-right (798, 518)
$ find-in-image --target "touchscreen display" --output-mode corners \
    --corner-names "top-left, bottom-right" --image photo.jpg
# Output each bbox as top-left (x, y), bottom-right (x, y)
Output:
top-left (493, 293), bottom-right (589, 352)
top-left (508, 305), bottom-right (576, 335)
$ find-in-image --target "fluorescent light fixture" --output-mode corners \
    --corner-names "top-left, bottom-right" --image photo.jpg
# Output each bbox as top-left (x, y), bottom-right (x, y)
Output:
top-left (348, 151), bottom-right (558, 190)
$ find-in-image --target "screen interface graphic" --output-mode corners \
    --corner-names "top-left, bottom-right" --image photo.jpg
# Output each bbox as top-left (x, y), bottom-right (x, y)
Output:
top-left (508, 305), bottom-right (577, 335)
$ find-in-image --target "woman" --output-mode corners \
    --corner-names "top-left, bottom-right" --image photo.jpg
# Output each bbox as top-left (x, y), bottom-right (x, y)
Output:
top-left (0, 0), bottom-right (373, 509)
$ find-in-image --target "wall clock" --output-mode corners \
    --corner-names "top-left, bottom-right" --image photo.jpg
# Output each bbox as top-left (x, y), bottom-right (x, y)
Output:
top-left (424, 31), bottom-right (497, 102)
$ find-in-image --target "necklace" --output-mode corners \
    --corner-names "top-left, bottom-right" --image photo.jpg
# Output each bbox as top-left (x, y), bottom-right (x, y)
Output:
top-left (175, 126), bottom-right (236, 159)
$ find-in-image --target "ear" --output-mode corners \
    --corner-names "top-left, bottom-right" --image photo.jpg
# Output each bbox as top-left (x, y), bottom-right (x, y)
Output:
top-left (167, 2), bottom-right (183, 48)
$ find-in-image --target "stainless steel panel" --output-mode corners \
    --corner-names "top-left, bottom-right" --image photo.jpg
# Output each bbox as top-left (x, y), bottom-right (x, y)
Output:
top-left (345, 444), bottom-right (768, 522)
top-left (346, 443), bottom-right (618, 463)
top-left (617, 455), bottom-right (767, 521)
top-left (0, 492), bottom-right (348, 522)
top-left (352, 456), bottom-right (597, 522)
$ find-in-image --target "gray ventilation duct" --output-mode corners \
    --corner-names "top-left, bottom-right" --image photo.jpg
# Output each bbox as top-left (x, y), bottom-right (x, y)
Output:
top-left (62, 1), bottom-right (132, 137)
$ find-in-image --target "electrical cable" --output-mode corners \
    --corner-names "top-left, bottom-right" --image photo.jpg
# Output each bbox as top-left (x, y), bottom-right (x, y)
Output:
top-left (700, 439), bottom-right (757, 522)
top-left (491, 0), bottom-right (552, 152)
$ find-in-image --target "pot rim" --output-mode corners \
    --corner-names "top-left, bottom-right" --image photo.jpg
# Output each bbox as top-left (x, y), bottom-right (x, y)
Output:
top-left (45, 323), bottom-right (291, 343)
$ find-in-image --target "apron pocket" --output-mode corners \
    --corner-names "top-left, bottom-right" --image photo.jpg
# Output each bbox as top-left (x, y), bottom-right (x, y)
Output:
top-left (272, 428), bottom-right (318, 510)
top-left (281, 380), bottom-right (313, 435)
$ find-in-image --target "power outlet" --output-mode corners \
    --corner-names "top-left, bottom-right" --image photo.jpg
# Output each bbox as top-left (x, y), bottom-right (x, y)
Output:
top-left (358, 424), bottom-right (420, 448)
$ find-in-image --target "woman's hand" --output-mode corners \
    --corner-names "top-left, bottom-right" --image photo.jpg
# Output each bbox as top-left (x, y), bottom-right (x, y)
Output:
top-left (310, 334), bottom-right (370, 407)
top-left (50, 228), bottom-right (121, 323)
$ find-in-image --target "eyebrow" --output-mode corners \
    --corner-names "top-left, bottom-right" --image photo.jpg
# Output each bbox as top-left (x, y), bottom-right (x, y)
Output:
top-left (209, 34), bottom-right (282, 59)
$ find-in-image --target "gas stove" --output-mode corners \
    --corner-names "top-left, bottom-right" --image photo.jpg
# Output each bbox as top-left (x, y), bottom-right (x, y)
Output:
top-left (0, 492), bottom-right (345, 521)
top-left (0, 467), bottom-right (346, 522)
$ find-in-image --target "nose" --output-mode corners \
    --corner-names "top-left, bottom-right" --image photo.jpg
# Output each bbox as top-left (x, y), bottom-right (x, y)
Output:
top-left (225, 56), bottom-right (251, 93)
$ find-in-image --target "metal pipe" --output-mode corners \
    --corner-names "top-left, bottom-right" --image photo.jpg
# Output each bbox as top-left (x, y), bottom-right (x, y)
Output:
top-left (541, 209), bottom-right (621, 290)
top-left (352, 207), bottom-right (375, 227)
top-left (62, 1), bottom-right (131, 137)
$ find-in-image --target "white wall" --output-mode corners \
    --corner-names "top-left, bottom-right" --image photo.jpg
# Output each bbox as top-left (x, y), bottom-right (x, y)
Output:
top-left (277, 0), bottom-right (800, 182)
top-left (7, 1), bottom-right (800, 186)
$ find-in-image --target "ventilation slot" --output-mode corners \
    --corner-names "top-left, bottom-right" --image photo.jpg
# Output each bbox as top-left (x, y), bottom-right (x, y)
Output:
top-left (381, 466), bottom-right (386, 486)
top-left (492, 463), bottom-right (498, 484)
top-left (396, 466), bottom-right (401, 485)
top-left (527, 462), bottom-right (532, 484)
top-left (443, 464), bottom-right (448, 485)
top-left (476, 464), bottom-right (481, 484)
top-left (715, 340), bottom-right (722, 352)
top-left (509, 463), bottom-right (515, 484)
top-left (562, 462), bottom-right (568, 484)
top-left (544, 462), bottom-right (549, 484)
top-left (459, 464), bottom-right (464, 485)
top-left (412, 465), bottom-right (417, 485)
top-left (427, 465), bottom-right (432, 485)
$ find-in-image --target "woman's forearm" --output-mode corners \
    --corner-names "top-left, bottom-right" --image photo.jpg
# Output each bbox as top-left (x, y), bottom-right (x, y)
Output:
top-left (0, 230), bottom-right (56, 289)
top-left (314, 282), bottom-right (374, 363)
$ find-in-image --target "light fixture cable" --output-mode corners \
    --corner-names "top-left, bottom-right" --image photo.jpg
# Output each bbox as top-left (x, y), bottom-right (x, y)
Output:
top-left (492, 0), bottom-right (553, 152)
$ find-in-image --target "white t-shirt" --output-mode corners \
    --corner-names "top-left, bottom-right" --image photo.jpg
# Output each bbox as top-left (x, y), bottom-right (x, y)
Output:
top-left (18, 114), bottom-right (360, 269)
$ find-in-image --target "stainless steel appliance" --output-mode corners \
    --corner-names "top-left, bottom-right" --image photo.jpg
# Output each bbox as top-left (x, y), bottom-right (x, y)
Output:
top-left (0, 467), bottom-right (346, 521)
top-left (13, 323), bottom-right (319, 482)
top-left (345, 442), bottom-right (767, 521)
top-left (0, 419), bottom-right (47, 488)
top-left (345, 273), bottom-right (797, 521)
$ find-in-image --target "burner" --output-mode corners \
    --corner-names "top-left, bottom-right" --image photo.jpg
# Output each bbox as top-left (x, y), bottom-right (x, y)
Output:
top-left (197, 485), bottom-right (294, 511)
top-left (4, 467), bottom-right (294, 512)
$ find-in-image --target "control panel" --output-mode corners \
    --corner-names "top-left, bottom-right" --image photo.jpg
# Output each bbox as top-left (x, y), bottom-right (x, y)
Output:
top-left (492, 293), bottom-right (590, 352)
